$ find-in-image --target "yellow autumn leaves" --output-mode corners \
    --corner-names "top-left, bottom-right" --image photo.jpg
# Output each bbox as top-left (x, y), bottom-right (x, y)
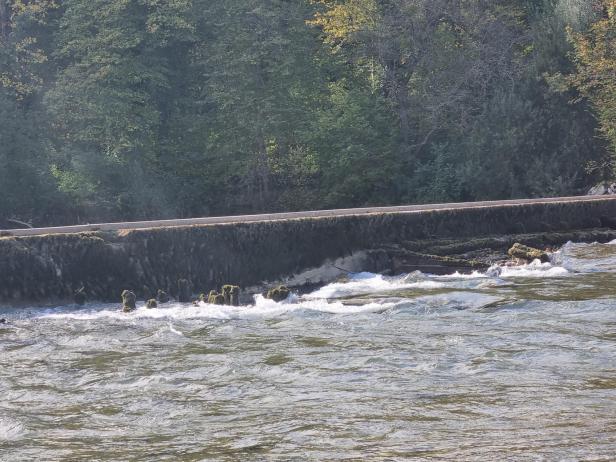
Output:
top-left (568, 0), bottom-right (616, 152)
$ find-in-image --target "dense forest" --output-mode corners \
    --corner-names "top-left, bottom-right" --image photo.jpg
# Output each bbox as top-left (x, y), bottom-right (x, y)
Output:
top-left (0, 0), bottom-right (614, 227)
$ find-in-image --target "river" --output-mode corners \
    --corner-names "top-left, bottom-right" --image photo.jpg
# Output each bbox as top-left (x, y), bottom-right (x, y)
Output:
top-left (1, 240), bottom-right (616, 460)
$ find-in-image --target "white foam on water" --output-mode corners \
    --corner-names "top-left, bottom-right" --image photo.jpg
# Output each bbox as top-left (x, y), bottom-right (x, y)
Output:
top-left (40, 304), bottom-right (254, 321)
top-left (252, 294), bottom-right (397, 315)
top-left (558, 240), bottom-right (616, 272)
top-left (303, 272), bottom-right (445, 300)
top-left (496, 259), bottom-right (570, 278)
top-left (30, 261), bottom-right (570, 324)
top-left (433, 271), bottom-right (489, 280)
top-left (347, 271), bottom-right (378, 280)
top-left (409, 291), bottom-right (504, 312)
top-left (35, 295), bottom-right (399, 322)
top-left (167, 322), bottom-right (185, 337)
top-left (0, 417), bottom-right (26, 441)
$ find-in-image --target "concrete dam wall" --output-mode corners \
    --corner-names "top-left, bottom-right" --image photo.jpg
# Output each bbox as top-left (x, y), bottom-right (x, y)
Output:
top-left (2, 196), bottom-right (616, 305)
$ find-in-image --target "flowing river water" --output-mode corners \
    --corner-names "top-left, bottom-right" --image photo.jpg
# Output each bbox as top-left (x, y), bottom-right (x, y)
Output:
top-left (2, 241), bottom-right (616, 460)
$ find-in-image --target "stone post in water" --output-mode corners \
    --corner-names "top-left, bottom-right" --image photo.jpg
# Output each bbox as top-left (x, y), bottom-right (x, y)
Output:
top-left (230, 286), bottom-right (240, 306)
top-left (157, 289), bottom-right (170, 303)
top-left (121, 290), bottom-right (136, 312)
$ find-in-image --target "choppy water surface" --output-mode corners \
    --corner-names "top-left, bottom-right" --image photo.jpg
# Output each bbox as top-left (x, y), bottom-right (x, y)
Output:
top-left (2, 241), bottom-right (616, 460)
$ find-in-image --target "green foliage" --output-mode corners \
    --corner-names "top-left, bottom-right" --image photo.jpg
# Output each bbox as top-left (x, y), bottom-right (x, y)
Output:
top-left (566, 1), bottom-right (616, 162)
top-left (44, 0), bottom-right (197, 219)
top-left (413, 144), bottom-right (462, 203)
top-left (0, 88), bottom-right (61, 223)
top-left (309, 79), bottom-right (399, 207)
top-left (0, 0), bottom-right (611, 226)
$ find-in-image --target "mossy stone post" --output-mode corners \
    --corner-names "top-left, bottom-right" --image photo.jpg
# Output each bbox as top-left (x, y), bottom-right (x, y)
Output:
top-left (230, 286), bottom-right (240, 306)
top-left (214, 294), bottom-right (225, 305)
top-left (222, 285), bottom-right (233, 305)
top-left (207, 290), bottom-right (218, 304)
top-left (198, 293), bottom-right (207, 303)
top-left (221, 285), bottom-right (240, 305)
top-left (74, 287), bottom-right (86, 306)
top-left (121, 290), bottom-right (137, 313)
top-left (178, 279), bottom-right (191, 303)
top-left (146, 299), bottom-right (158, 309)
top-left (157, 290), bottom-right (170, 303)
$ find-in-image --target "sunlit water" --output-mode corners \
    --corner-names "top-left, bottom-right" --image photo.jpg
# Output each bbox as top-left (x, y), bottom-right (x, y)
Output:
top-left (2, 241), bottom-right (616, 460)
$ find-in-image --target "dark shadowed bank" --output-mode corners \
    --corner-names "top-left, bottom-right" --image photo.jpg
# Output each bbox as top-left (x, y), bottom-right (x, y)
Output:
top-left (2, 198), bottom-right (616, 305)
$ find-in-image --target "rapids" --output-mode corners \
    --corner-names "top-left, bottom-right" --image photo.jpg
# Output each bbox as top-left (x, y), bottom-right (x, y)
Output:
top-left (2, 241), bottom-right (616, 460)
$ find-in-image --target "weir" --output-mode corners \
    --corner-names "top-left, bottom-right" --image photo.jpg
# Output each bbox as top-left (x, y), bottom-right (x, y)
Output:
top-left (2, 195), bottom-right (616, 305)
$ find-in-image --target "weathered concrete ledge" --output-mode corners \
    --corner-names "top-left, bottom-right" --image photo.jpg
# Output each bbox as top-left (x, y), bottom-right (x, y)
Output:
top-left (2, 197), bottom-right (616, 304)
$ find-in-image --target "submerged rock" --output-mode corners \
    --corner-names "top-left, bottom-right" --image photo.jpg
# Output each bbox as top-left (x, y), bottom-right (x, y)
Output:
top-left (177, 279), bottom-right (191, 303)
top-left (74, 287), bottom-right (86, 306)
top-left (0, 318), bottom-right (6, 324)
top-left (266, 285), bottom-right (291, 302)
top-left (146, 299), bottom-right (157, 309)
top-left (507, 243), bottom-right (550, 263)
top-left (121, 290), bottom-right (136, 313)
top-left (485, 265), bottom-right (503, 278)
top-left (156, 289), bottom-right (170, 303)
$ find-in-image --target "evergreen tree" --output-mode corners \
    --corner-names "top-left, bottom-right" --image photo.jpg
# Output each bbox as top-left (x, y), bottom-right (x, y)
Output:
top-left (0, 0), bottom-right (62, 226)
top-left (567, 1), bottom-right (616, 172)
top-left (46, 0), bottom-right (197, 219)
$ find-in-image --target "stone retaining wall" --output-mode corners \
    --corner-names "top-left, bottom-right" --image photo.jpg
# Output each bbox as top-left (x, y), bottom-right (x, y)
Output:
top-left (2, 198), bottom-right (616, 304)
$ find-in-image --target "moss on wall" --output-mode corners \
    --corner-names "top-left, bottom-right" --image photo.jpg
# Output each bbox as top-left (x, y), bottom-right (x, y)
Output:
top-left (1, 199), bottom-right (616, 304)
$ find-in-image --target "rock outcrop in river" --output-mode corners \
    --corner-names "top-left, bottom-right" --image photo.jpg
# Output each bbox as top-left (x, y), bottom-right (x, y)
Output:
top-left (266, 286), bottom-right (291, 302)
top-left (507, 243), bottom-right (550, 263)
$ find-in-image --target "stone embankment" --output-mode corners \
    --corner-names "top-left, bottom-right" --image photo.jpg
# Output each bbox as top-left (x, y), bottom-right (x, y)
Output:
top-left (2, 196), bottom-right (616, 305)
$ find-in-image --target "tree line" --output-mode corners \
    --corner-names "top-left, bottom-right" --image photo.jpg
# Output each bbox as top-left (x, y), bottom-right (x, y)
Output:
top-left (0, 0), bottom-right (614, 226)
